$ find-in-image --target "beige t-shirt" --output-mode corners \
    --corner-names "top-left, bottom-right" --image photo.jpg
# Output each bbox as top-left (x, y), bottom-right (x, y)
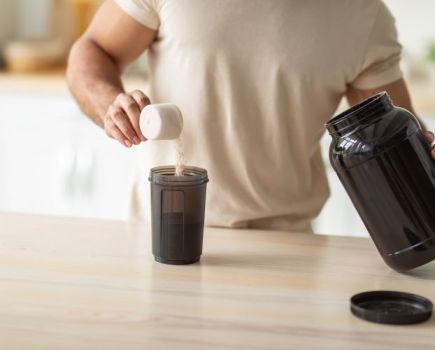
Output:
top-left (115, 0), bottom-right (402, 232)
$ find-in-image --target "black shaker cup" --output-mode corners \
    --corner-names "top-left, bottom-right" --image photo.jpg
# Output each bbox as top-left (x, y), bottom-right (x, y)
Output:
top-left (326, 92), bottom-right (435, 271)
top-left (149, 166), bottom-right (208, 264)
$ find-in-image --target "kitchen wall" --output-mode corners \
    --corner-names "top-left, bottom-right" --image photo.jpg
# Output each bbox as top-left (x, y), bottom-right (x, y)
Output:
top-left (385, 0), bottom-right (435, 54)
top-left (0, 0), bottom-right (17, 49)
top-left (0, 0), bottom-right (51, 42)
top-left (16, 0), bottom-right (52, 39)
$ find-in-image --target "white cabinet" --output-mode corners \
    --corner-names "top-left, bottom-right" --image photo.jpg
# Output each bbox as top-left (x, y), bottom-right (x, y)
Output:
top-left (0, 92), bottom-right (137, 220)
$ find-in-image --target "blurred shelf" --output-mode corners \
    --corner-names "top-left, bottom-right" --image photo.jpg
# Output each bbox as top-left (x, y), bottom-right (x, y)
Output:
top-left (0, 69), bottom-right (69, 94)
top-left (0, 69), bottom-right (149, 94)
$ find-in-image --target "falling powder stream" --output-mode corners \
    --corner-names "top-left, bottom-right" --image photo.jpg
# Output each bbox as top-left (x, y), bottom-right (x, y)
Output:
top-left (175, 137), bottom-right (185, 176)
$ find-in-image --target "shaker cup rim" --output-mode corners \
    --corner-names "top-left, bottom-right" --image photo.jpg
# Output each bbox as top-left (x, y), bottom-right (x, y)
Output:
top-left (149, 165), bottom-right (209, 186)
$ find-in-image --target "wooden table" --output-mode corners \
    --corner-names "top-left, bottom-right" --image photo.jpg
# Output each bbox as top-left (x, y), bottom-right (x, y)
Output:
top-left (1, 213), bottom-right (435, 350)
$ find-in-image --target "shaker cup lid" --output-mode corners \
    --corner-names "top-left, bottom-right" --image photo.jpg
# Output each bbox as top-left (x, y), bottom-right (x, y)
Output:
top-left (350, 290), bottom-right (433, 325)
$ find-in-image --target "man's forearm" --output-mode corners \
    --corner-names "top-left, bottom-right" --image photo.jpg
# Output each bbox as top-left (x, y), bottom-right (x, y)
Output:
top-left (67, 38), bottom-right (125, 128)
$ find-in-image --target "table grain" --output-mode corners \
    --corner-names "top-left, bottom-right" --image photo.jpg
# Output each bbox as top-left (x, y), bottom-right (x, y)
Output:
top-left (1, 212), bottom-right (435, 350)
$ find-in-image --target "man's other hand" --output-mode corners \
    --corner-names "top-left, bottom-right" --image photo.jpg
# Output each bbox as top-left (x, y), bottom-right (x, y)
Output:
top-left (424, 131), bottom-right (435, 159)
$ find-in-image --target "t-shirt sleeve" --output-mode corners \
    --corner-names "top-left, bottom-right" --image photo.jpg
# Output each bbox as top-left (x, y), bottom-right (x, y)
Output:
top-left (113, 0), bottom-right (160, 30)
top-left (350, 2), bottom-right (402, 90)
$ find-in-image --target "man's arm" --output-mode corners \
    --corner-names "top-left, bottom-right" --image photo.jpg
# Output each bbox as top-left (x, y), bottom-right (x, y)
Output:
top-left (346, 78), bottom-right (435, 158)
top-left (66, 0), bottom-right (157, 147)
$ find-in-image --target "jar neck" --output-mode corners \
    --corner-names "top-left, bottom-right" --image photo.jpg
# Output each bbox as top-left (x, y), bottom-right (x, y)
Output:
top-left (326, 92), bottom-right (394, 138)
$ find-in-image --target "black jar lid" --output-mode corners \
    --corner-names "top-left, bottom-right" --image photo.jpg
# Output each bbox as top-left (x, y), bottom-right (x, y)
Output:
top-left (350, 290), bottom-right (433, 325)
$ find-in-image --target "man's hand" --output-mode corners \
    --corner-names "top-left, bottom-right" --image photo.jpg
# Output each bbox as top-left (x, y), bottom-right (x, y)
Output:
top-left (424, 131), bottom-right (435, 159)
top-left (104, 90), bottom-right (150, 147)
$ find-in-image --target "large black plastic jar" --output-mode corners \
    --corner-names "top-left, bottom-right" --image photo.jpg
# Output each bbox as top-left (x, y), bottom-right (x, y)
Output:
top-left (326, 92), bottom-right (435, 271)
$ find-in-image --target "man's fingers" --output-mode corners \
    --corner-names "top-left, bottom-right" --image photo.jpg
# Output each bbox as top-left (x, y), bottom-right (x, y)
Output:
top-left (424, 131), bottom-right (434, 144)
top-left (105, 118), bottom-right (132, 147)
top-left (109, 106), bottom-right (138, 144)
top-left (117, 93), bottom-right (143, 143)
top-left (131, 90), bottom-right (151, 109)
top-left (425, 131), bottom-right (435, 159)
top-left (103, 91), bottom-right (151, 147)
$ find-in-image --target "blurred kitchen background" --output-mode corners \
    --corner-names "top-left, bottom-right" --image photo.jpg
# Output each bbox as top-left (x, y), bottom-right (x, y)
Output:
top-left (0, 0), bottom-right (434, 236)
